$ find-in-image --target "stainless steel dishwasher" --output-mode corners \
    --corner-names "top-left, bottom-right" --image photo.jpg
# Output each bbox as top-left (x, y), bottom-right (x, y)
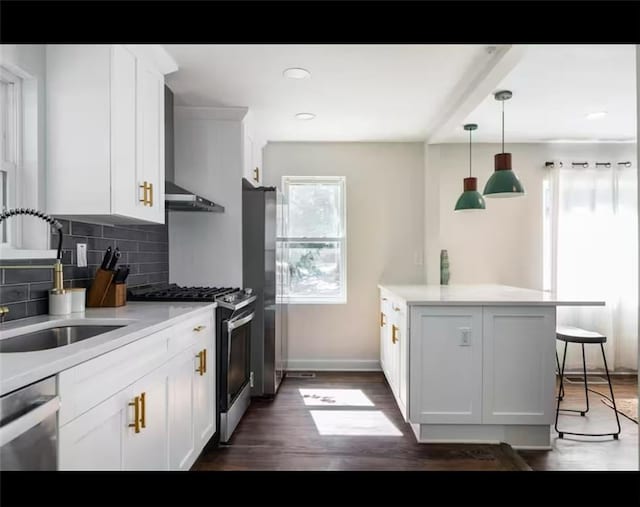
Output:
top-left (0, 376), bottom-right (59, 470)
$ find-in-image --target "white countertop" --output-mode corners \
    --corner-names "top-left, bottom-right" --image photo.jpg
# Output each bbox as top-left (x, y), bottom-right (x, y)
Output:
top-left (0, 302), bottom-right (216, 396)
top-left (378, 284), bottom-right (606, 306)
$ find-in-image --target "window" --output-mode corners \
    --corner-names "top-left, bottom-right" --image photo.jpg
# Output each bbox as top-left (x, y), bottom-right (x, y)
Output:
top-left (282, 176), bottom-right (346, 304)
top-left (0, 67), bottom-right (21, 247)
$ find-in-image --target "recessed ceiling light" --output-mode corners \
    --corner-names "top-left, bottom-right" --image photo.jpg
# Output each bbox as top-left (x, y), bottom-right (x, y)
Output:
top-left (295, 112), bottom-right (316, 120)
top-left (283, 67), bottom-right (311, 79)
top-left (585, 111), bottom-right (608, 120)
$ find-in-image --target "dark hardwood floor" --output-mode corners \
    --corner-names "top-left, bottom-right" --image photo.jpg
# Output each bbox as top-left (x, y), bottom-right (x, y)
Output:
top-left (193, 372), bottom-right (637, 471)
top-left (194, 372), bottom-right (529, 471)
top-left (520, 375), bottom-right (638, 471)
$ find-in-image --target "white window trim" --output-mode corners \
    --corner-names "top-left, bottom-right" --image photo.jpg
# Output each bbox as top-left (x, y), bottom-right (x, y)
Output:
top-left (1, 66), bottom-right (22, 249)
top-left (282, 176), bottom-right (347, 305)
top-left (0, 63), bottom-right (56, 260)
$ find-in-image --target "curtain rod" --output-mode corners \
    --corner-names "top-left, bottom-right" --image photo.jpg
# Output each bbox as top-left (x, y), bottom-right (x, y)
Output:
top-left (544, 161), bottom-right (632, 168)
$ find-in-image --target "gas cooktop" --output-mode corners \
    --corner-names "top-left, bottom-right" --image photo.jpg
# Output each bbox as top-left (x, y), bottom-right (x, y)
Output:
top-left (127, 284), bottom-right (255, 309)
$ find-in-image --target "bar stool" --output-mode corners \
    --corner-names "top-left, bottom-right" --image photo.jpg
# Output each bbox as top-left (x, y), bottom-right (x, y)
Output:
top-left (554, 325), bottom-right (621, 439)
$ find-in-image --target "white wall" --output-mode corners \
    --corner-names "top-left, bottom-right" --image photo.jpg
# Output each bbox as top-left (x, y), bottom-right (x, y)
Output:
top-left (0, 45), bottom-right (48, 250)
top-left (426, 142), bottom-right (638, 290)
top-left (264, 142), bottom-right (425, 370)
top-left (169, 111), bottom-right (243, 287)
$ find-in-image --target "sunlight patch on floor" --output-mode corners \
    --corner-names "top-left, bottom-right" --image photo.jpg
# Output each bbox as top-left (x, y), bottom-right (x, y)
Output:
top-left (299, 388), bottom-right (375, 407)
top-left (309, 410), bottom-right (402, 436)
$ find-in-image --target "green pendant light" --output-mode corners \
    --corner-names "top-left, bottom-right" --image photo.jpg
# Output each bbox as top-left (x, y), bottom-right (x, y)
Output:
top-left (483, 90), bottom-right (525, 198)
top-left (455, 123), bottom-right (485, 212)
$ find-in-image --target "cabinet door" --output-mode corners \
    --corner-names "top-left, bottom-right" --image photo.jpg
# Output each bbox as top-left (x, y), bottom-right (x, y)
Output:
top-left (409, 306), bottom-right (483, 424)
top-left (194, 325), bottom-right (216, 450)
top-left (123, 366), bottom-right (168, 470)
top-left (111, 45), bottom-right (140, 220)
top-left (387, 301), bottom-right (401, 399)
top-left (136, 57), bottom-right (165, 223)
top-left (379, 294), bottom-right (390, 376)
top-left (482, 306), bottom-right (556, 425)
top-left (167, 347), bottom-right (196, 471)
top-left (59, 390), bottom-right (127, 471)
top-left (397, 305), bottom-right (409, 415)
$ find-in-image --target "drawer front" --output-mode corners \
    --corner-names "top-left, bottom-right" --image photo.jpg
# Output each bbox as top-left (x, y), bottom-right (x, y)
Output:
top-left (168, 310), bottom-right (215, 357)
top-left (58, 328), bottom-right (171, 426)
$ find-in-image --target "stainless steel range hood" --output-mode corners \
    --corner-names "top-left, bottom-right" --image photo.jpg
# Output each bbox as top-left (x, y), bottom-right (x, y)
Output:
top-left (164, 86), bottom-right (224, 213)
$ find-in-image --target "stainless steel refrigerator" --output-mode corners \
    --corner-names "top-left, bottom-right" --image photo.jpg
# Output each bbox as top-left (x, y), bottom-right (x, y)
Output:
top-left (242, 179), bottom-right (288, 397)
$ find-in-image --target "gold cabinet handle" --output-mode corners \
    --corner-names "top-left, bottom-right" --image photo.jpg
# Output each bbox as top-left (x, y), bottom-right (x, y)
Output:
top-left (253, 167), bottom-right (259, 182)
top-left (202, 348), bottom-right (207, 374)
top-left (392, 305), bottom-right (401, 312)
top-left (193, 325), bottom-right (206, 332)
top-left (392, 324), bottom-right (399, 344)
top-left (139, 182), bottom-right (148, 205)
top-left (196, 350), bottom-right (204, 376)
top-left (139, 181), bottom-right (152, 206)
top-left (129, 396), bottom-right (140, 434)
top-left (380, 312), bottom-right (386, 327)
top-left (140, 392), bottom-right (146, 429)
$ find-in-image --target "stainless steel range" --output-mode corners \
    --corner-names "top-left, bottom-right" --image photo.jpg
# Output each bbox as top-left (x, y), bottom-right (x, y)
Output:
top-left (127, 284), bottom-right (257, 442)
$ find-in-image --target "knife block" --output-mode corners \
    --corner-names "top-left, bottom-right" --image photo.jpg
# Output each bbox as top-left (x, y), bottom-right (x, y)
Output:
top-left (87, 268), bottom-right (126, 308)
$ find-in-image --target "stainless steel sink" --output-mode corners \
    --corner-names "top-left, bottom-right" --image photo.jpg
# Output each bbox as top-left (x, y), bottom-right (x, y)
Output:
top-left (0, 325), bottom-right (126, 353)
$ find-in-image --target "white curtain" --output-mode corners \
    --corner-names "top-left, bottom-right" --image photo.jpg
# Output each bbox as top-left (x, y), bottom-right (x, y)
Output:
top-left (553, 163), bottom-right (638, 372)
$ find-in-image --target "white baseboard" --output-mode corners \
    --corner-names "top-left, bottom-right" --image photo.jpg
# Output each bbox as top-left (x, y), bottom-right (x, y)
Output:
top-left (286, 359), bottom-right (382, 372)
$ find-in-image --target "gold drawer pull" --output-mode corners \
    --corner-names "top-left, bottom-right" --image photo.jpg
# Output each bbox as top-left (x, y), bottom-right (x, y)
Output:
top-left (140, 392), bottom-right (146, 429)
top-left (392, 325), bottom-right (399, 344)
top-left (380, 312), bottom-right (386, 327)
top-left (202, 348), bottom-right (207, 374)
top-left (392, 305), bottom-right (401, 312)
top-left (196, 350), bottom-right (204, 376)
top-left (128, 396), bottom-right (140, 434)
top-left (193, 325), bottom-right (206, 332)
top-left (148, 182), bottom-right (153, 207)
top-left (253, 167), bottom-right (260, 182)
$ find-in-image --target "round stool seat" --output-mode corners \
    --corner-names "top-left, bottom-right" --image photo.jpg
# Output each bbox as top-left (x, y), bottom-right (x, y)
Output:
top-left (556, 325), bottom-right (606, 344)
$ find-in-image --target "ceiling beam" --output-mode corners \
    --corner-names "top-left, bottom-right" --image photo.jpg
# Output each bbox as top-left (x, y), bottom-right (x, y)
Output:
top-left (426, 45), bottom-right (526, 144)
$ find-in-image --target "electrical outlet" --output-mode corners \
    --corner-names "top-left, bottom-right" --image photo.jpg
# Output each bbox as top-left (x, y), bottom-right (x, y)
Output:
top-left (77, 243), bottom-right (87, 267)
top-left (414, 251), bottom-right (423, 266)
top-left (459, 327), bottom-right (471, 346)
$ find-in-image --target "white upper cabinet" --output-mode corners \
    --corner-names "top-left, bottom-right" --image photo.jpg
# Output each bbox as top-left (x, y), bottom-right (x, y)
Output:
top-left (46, 44), bottom-right (176, 224)
top-left (242, 111), bottom-right (263, 187)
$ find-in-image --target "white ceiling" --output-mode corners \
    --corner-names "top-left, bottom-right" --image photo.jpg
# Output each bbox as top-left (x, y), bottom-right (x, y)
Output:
top-left (440, 45), bottom-right (637, 143)
top-left (163, 44), bottom-right (490, 142)
top-left (163, 44), bottom-right (637, 144)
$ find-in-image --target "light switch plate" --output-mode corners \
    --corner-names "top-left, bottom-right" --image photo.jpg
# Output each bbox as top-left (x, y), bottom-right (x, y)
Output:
top-left (77, 243), bottom-right (87, 267)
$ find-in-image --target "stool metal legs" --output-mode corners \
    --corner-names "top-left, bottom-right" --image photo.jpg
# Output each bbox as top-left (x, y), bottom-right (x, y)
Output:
top-left (554, 340), bottom-right (621, 440)
top-left (556, 350), bottom-right (564, 400)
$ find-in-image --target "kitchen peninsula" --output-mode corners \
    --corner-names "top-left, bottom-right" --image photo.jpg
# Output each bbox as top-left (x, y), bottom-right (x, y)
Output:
top-left (377, 284), bottom-right (604, 448)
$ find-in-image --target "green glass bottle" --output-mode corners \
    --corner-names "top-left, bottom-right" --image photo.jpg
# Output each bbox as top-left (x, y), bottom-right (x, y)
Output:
top-left (440, 249), bottom-right (450, 285)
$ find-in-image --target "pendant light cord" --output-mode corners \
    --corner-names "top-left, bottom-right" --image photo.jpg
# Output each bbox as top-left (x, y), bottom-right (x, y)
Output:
top-left (469, 128), bottom-right (472, 177)
top-left (501, 99), bottom-right (505, 154)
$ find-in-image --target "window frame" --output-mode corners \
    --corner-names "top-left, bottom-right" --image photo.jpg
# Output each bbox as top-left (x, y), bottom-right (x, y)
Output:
top-left (0, 66), bottom-right (22, 248)
top-left (281, 175), bottom-right (347, 305)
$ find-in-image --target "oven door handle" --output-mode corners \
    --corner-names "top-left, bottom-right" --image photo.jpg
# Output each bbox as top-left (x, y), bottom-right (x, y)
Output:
top-left (227, 312), bottom-right (255, 332)
top-left (0, 395), bottom-right (60, 447)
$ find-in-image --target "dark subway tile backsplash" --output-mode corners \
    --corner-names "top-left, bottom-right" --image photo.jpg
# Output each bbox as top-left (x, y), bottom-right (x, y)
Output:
top-left (0, 218), bottom-right (169, 322)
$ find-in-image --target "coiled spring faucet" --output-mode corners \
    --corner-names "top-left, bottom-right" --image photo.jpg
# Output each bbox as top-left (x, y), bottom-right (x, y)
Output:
top-left (0, 208), bottom-right (65, 297)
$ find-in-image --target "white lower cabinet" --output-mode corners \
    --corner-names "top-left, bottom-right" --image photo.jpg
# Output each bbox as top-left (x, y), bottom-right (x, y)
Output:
top-left (167, 347), bottom-right (196, 471)
top-left (379, 290), bottom-right (408, 420)
top-left (409, 306), bottom-right (483, 424)
top-left (59, 308), bottom-right (216, 471)
top-left (405, 304), bottom-right (556, 427)
top-left (482, 306), bottom-right (556, 425)
top-left (123, 366), bottom-right (169, 470)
